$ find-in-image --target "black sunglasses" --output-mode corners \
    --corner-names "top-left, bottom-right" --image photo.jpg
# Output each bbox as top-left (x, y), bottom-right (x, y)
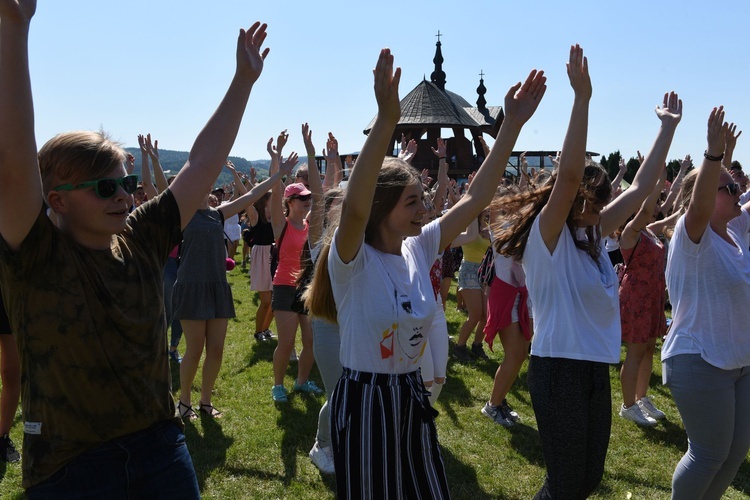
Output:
top-left (53, 174), bottom-right (139, 199)
top-left (291, 194), bottom-right (312, 202)
top-left (718, 183), bottom-right (740, 196)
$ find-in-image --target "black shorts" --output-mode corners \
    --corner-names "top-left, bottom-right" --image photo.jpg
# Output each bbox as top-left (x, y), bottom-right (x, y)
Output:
top-left (271, 285), bottom-right (308, 315)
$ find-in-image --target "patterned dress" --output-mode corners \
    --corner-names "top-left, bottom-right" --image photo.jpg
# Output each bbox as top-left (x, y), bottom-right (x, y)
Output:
top-left (619, 230), bottom-right (667, 343)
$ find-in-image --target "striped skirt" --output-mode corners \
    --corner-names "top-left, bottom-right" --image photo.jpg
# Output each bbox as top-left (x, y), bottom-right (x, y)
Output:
top-left (331, 367), bottom-right (450, 499)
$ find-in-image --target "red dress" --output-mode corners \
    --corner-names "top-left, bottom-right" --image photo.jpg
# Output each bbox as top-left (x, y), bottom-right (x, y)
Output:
top-left (618, 230), bottom-right (667, 343)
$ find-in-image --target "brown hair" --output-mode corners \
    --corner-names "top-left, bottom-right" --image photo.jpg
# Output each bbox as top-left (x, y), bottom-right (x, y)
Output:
top-left (677, 169), bottom-right (700, 215)
top-left (39, 131), bottom-right (125, 196)
top-left (304, 158), bottom-right (420, 322)
top-left (492, 162), bottom-right (612, 261)
top-left (253, 192), bottom-right (272, 225)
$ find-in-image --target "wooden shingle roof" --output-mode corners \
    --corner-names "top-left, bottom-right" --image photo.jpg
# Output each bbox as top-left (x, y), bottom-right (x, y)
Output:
top-left (363, 79), bottom-right (489, 133)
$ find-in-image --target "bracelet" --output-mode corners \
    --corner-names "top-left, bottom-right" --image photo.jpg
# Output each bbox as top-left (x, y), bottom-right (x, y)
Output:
top-left (704, 150), bottom-right (724, 162)
top-left (438, 156), bottom-right (446, 160)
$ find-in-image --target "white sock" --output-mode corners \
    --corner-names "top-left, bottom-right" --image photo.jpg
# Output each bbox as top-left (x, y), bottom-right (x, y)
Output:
top-left (428, 382), bottom-right (444, 406)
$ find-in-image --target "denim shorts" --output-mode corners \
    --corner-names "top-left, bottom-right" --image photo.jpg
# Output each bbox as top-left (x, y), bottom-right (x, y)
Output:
top-left (458, 260), bottom-right (481, 290)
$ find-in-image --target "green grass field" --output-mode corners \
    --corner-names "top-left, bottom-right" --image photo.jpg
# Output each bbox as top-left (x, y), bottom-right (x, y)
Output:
top-left (1, 263), bottom-right (748, 499)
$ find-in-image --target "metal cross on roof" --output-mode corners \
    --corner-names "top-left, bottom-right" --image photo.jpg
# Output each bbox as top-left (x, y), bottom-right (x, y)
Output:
top-left (479, 70), bottom-right (485, 80)
top-left (435, 30), bottom-right (442, 42)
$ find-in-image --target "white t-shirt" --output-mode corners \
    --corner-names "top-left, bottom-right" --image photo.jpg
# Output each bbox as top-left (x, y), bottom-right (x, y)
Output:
top-left (329, 220), bottom-right (441, 374)
top-left (523, 217), bottom-right (621, 363)
top-left (662, 211), bottom-right (750, 370)
top-left (219, 202), bottom-right (241, 241)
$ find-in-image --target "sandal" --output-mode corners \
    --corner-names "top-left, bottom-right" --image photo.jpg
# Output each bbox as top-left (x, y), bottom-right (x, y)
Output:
top-left (199, 401), bottom-right (223, 419)
top-left (178, 401), bottom-right (198, 421)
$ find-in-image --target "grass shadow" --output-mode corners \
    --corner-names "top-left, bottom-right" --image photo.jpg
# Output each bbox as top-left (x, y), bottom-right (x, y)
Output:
top-left (185, 417), bottom-right (235, 492)
top-left (508, 422), bottom-right (544, 467)
top-left (441, 446), bottom-right (494, 499)
top-left (275, 395), bottom-right (327, 487)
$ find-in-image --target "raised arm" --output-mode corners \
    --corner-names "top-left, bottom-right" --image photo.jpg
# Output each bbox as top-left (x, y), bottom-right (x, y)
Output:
top-left (600, 91), bottom-right (682, 236)
top-left (438, 68), bottom-right (546, 249)
top-left (660, 154), bottom-right (691, 214)
top-left (0, 1), bottom-right (43, 250)
top-left (518, 152), bottom-right (530, 188)
top-left (450, 218), bottom-right (480, 248)
top-left (219, 158), bottom-right (293, 219)
top-left (620, 167), bottom-right (666, 250)
top-left (321, 132), bottom-right (341, 192)
top-left (335, 49), bottom-right (402, 263)
top-left (537, 45), bottom-right (591, 253)
top-left (168, 22), bottom-right (269, 229)
top-left (226, 161), bottom-right (247, 197)
top-left (684, 107), bottom-right (729, 243)
top-left (611, 157), bottom-right (627, 191)
top-left (431, 138), bottom-right (448, 213)
top-left (269, 132), bottom-right (296, 239)
top-left (145, 134), bottom-right (168, 193)
top-left (137, 134), bottom-right (158, 200)
top-left (303, 123), bottom-right (325, 245)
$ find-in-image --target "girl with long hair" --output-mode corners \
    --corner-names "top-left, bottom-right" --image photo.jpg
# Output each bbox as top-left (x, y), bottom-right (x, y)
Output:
top-left (246, 191), bottom-right (275, 341)
top-left (269, 135), bottom-right (322, 402)
top-left (305, 48), bottom-right (546, 498)
top-left (492, 45), bottom-right (681, 498)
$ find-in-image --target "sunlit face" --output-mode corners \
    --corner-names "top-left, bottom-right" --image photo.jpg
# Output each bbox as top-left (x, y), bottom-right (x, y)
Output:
top-left (134, 187), bottom-right (146, 206)
top-left (50, 164), bottom-right (133, 248)
top-left (288, 193), bottom-right (312, 215)
top-left (715, 171), bottom-right (742, 221)
top-left (383, 182), bottom-right (427, 239)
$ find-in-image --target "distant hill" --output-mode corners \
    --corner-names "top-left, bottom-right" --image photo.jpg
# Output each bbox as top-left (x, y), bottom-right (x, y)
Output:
top-left (124, 148), bottom-right (270, 187)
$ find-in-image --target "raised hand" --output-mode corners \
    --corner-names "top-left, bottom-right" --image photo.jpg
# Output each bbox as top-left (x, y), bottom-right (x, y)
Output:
top-left (477, 136), bottom-right (490, 157)
top-left (324, 132), bottom-right (339, 161)
top-left (679, 154), bottom-right (691, 172)
top-left (249, 167), bottom-right (257, 183)
top-left (0, 0), bottom-right (36, 23)
top-left (276, 129), bottom-right (289, 154)
top-left (619, 157), bottom-right (627, 174)
top-left (726, 123), bottom-right (742, 150)
top-left (236, 22), bottom-right (269, 84)
top-left (548, 150), bottom-right (561, 168)
top-left (373, 49), bottom-right (401, 123)
top-left (399, 139), bottom-right (417, 164)
top-left (432, 138), bottom-right (447, 158)
top-left (145, 134), bottom-right (159, 160)
top-left (566, 44), bottom-right (591, 99)
top-left (302, 123), bottom-right (315, 156)
top-left (504, 69), bottom-right (547, 126)
top-left (279, 153), bottom-right (299, 177)
top-left (137, 134), bottom-right (148, 153)
top-left (637, 150), bottom-right (644, 165)
top-left (226, 160), bottom-right (236, 171)
top-left (267, 137), bottom-right (281, 163)
top-left (706, 106), bottom-right (729, 157)
top-left (125, 153), bottom-right (135, 174)
top-left (655, 91), bottom-right (682, 126)
top-left (420, 168), bottom-right (430, 185)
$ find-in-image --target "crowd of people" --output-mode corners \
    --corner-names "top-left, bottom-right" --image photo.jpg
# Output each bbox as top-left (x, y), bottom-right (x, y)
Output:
top-left (1, 4), bottom-right (749, 499)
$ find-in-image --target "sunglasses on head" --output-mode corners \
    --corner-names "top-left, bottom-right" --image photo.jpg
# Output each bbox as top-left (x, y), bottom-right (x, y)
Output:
top-left (291, 194), bottom-right (312, 202)
top-left (53, 174), bottom-right (139, 199)
top-left (718, 182), bottom-right (740, 196)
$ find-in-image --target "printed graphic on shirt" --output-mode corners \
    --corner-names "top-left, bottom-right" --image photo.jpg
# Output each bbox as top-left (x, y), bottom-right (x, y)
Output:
top-left (380, 323), bottom-right (397, 359)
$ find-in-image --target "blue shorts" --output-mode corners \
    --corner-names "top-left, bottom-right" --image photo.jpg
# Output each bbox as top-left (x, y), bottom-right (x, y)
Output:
top-left (458, 260), bottom-right (481, 290)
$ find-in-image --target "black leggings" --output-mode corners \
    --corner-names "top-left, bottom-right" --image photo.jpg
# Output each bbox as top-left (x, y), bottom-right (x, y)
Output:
top-left (528, 356), bottom-right (611, 500)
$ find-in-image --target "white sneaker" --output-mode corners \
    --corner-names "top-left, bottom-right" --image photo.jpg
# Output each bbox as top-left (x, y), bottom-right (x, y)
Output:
top-left (309, 441), bottom-right (335, 474)
top-left (637, 396), bottom-right (666, 420)
top-left (619, 403), bottom-right (657, 427)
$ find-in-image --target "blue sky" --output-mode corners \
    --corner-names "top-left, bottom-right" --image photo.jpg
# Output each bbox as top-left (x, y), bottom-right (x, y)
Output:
top-left (27, 0), bottom-right (750, 166)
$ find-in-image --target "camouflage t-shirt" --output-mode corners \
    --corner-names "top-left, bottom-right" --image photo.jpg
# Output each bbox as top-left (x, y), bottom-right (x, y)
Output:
top-left (0, 189), bottom-right (183, 488)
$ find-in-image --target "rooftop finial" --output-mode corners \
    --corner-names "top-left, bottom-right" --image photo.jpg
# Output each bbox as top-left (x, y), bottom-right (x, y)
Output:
top-left (430, 30), bottom-right (446, 90)
top-left (476, 70), bottom-right (487, 111)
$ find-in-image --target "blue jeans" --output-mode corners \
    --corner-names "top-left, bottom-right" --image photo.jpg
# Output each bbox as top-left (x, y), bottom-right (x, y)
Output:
top-left (664, 354), bottom-right (750, 500)
top-left (311, 317), bottom-right (342, 449)
top-left (27, 421), bottom-right (199, 499)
